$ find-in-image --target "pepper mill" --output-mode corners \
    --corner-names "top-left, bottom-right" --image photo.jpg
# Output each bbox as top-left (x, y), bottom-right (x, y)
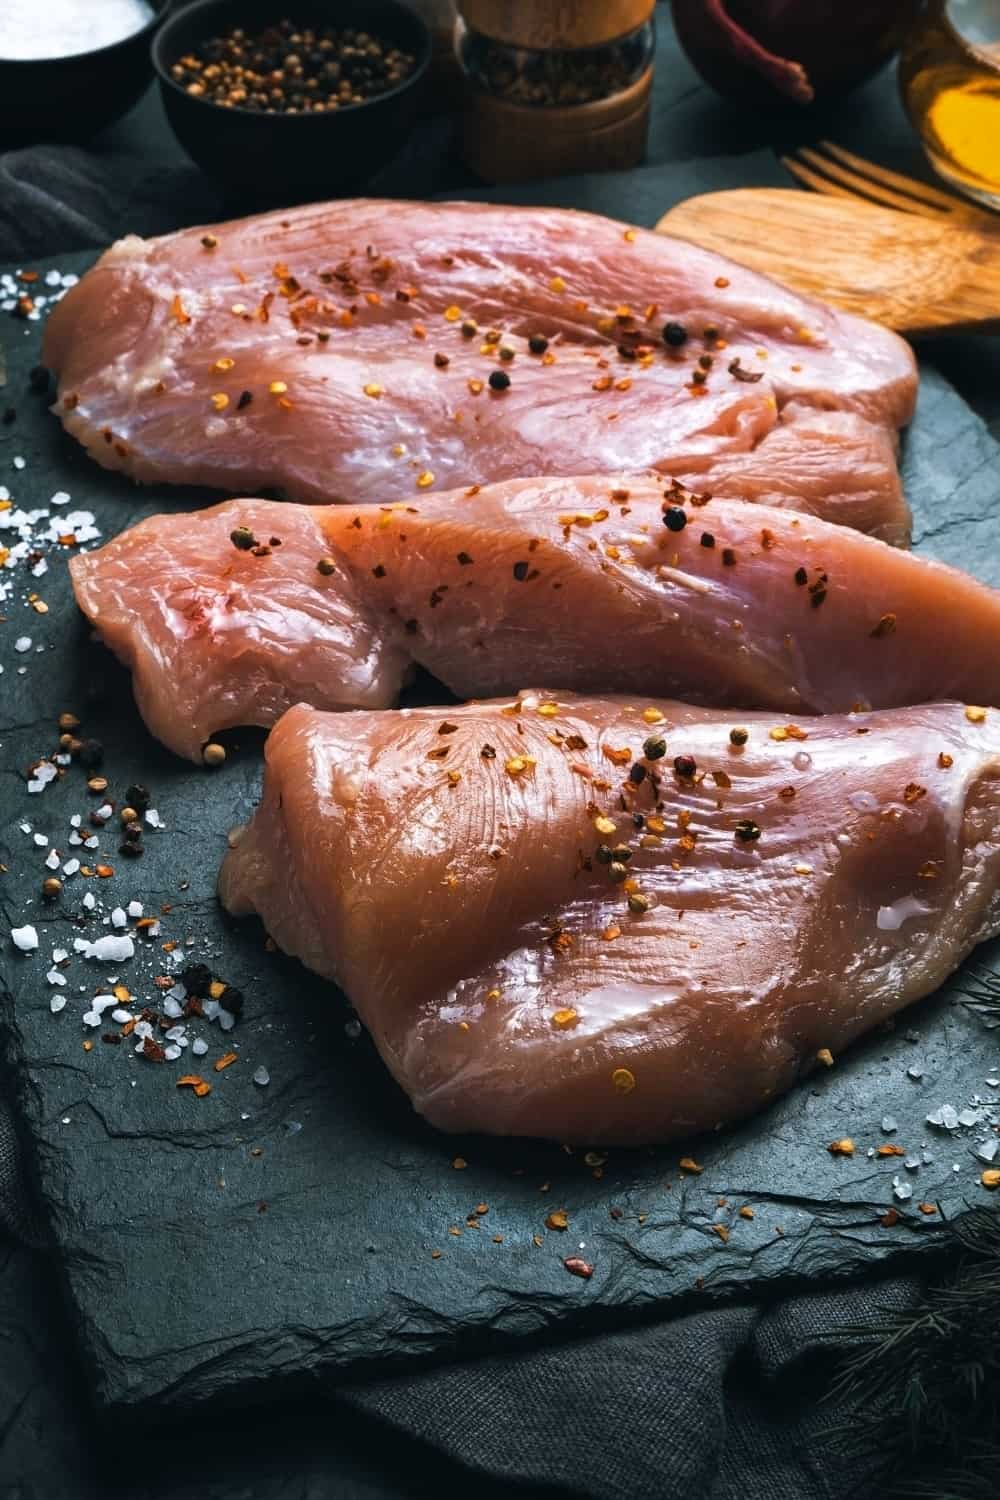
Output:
top-left (455, 0), bottom-right (656, 182)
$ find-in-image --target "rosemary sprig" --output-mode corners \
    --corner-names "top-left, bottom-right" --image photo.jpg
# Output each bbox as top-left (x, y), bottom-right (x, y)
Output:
top-left (952, 965), bottom-right (1000, 1025)
top-left (822, 1210), bottom-right (1000, 1499)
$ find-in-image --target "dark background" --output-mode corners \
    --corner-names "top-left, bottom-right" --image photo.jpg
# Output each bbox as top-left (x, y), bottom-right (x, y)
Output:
top-left (2, 9), bottom-right (999, 1499)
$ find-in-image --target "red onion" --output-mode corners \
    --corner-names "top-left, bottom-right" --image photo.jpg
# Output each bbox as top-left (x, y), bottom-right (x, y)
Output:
top-left (671, 0), bottom-right (922, 107)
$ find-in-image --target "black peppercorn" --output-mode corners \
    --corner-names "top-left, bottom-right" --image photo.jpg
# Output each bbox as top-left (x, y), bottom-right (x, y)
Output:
top-left (488, 369), bottom-right (511, 392)
top-left (662, 322), bottom-right (687, 348)
top-left (180, 963), bottom-right (212, 998)
top-left (629, 763), bottom-right (647, 785)
top-left (643, 735), bottom-right (667, 761)
top-left (663, 507), bottom-right (687, 533)
top-left (528, 334), bottom-right (549, 355)
top-left (674, 754), bottom-right (697, 778)
top-left (126, 783), bottom-right (150, 812)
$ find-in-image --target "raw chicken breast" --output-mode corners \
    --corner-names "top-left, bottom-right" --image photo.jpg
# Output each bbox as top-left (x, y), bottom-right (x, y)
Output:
top-left (43, 200), bottom-right (915, 538)
top-left (71, 478), bottom-right (1000, 760)
top-left (69, 498), bottom-right (407, 758)
top-left (219, 695), bottom-right (1000, 1144)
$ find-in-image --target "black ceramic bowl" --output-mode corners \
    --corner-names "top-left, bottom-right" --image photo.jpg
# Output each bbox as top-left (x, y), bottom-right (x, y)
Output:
top-left (0, 0), bottom-right (170, 143)
top-left (152, 0), bottom-right (431, 202)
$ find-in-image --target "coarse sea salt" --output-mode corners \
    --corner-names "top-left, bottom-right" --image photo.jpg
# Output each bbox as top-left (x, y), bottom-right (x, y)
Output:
top-left (111, 907), bottom-right (127, 929)
top-left (50, 995), bottom-right (66, 1013)
top-left (11, 924), bottom-right (38, 951)
top-left (192, 1038), bottom-right (209, 1056)
top-left (77, 934), bottom-right (135, 962)
top-left (127, 900), bottom-right (143, 917)
top-left (44, 849), bottom-right (60, 869)
top-left (46, 968), bottom-right (66, 986)
top-left (82, 891), bottom-right (96, 910)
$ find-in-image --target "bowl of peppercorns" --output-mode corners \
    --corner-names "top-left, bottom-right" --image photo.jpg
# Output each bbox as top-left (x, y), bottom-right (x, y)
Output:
top-left (152, 0), bottom-right (431, 201)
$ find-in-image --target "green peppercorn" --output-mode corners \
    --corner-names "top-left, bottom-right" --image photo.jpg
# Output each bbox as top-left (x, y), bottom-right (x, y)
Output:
top-left (595, 844), bottom-right (614, 865)
top-left (627, 892), bottom-right (651, 914)
top-left (609, 861), bottom-right (628, 883)
top-left (729, 727), bottom-right (748, 747)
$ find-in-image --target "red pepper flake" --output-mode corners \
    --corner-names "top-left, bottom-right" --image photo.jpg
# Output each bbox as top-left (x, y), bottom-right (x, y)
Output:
top-left (715, 276), bottom-right (730, 288)
top-left (170, 294), bottom-right (190, 324)
top-left (917, 1202), bottom-right (937, 1215)
top-left (877, 1144), bottom-right (906, 1157)
top-left (141, 1037), bottom-right (166, 1063)
top-left (870, 613), bottom-right (897, 638)
top-left (880, 1207), bottom-right (899, 1228)
top-left (938, 752), bottom-right (953, 769)
top-left (214, 1052), bottom-right (239, 1072)
top-left (177, 1074), bottom-right (212, 1096)
top-left (563, 1256), bottom-right (593, 1280)
top-left (903, 783), bottom-right (927, 804)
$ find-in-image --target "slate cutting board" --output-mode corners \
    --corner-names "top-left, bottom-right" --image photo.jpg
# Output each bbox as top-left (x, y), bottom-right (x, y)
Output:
top-left (2, 249), bottom-right (1000, 1415)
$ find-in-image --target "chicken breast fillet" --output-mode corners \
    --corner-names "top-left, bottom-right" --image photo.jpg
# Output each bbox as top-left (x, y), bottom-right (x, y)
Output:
top-left (219, 695), bottom-right (1000, 1144)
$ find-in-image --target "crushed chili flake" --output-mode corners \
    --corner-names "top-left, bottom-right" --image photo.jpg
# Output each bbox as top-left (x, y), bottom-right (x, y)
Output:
top-left (816, 1048), bottom-right (834, 1067)
top-left (871, 613), bottom-right (897, 639)
top-left (877, 1144), bottom-right (906, 1157)
top-left (214, 1052), bottom-right (239, 1072)
top-left (827, 1138), bottom-right (855, 1157)
top-left (170, 294), bottom-right (190, 324)
top-left (904, 783), bottom-right (927, 804)
top-left (177, 1075), bottom-right (212, 1096)
top-left (880, 1208), bottom-right (899, 1227)
top-left (551, 1008), bottom-right (579, 1030)
top-left (452, 1156), bottom-right (468, 1170)
top-left (563, 1256), bottom-right (593, 1279)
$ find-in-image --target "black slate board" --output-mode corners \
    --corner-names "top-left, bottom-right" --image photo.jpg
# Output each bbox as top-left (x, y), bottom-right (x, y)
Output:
top-left (2, 249), bottom-right (1000, 1415)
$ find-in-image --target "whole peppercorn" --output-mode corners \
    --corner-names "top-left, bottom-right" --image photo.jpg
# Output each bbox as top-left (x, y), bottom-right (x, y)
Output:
top-left (488, 369), bottom-right (511, 392)
top-left (42, 877), bottom-right (63, 899)
top-left (180, 963), bottom-right (212, 998)
top-left (122, 819), bottom-right (144, 843)
top-left (86, 776), bottom-right (109, 794)
top-left (219, 986), bottom-right (244, 1016)
top-left (316, 556), bottom-right (337, 576)
top-left (643, 735), bottom-right (667, 761)
top-left (57, 711), bottom-right (80, 732)
top-left (729, 727), bottom-right (749, 747)
top-left (608, 861), bottom-right (629, 883)
top-left (663, 506), bottom-right (687, 533)
top-left (595, 844), bottom-right (614, 865)
top-left (610, 844), bottom-right (632, 863)
top-left (662, 322), bottom-right (688, 348)
top-left (627, 892), bottom-right (651, 914)
top-left (674, 754), bottom-right (697, 778)
top-left (119, 806), bottom-right (138, 825)
top-left (119, 840), bottom-right (144, 858)
top-left (203, 742), bottom-right (227, 767)
top-left (230, 525), bottom-right (256, 551)
top-left (126, 783), bottom-right (150, 812)
top-left (528, 334), bottom-right (549, 355)
top-left (628, 763), bottom-right (647, 785)
top-left (735, 818), bottom-right (762, 842)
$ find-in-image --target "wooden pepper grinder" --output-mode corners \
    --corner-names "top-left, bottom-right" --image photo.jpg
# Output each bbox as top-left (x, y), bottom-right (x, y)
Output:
top-left (455, 0), bottom-right (656, 182)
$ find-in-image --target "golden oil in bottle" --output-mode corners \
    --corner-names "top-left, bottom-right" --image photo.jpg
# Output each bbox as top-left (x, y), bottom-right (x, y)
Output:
top-left (900, 0), bottom-right (1000, 208)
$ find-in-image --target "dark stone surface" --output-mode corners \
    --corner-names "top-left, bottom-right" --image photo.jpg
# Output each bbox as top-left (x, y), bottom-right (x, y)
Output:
top-left (2, 247), bottom-right (1000, 1415)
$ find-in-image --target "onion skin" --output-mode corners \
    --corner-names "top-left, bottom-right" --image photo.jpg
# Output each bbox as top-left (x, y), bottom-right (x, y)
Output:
top-left (672, 0), bottom-right (923, 108)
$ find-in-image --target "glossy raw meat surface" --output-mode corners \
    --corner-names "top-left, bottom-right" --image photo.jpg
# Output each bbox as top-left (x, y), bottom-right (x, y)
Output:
top-left (219, 695), bottom-right (1000, 1144)
top-left (72, 478), bottom-right (1000, 759)
top-left (43, 200), bottom-right (916, 538)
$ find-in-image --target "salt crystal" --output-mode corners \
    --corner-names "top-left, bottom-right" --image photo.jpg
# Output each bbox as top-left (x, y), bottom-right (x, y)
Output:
top-left (164, 1045), bottom-right (182, 1061)
top-left (958, 1108), bottom-right (980, 1128)
top-left (252, 1066), bottom-right (270, 1087)
top-left (46, 968), bottom-right (66, 986)
top-left (921, 1149), bottom-right (934, 1165)
top-left (165, 1025), bottom-right (185, 1041)
top-left (134, 1020), bottom-right (153, 1040)
top-left (881, 1115), bottom-right (898, 1134)
top-left (203, 999), bottom-right (220, 1021)
top-left (82, 1011), bottom-right (102, 1028)
top-left (49, 995), bottom-right (66, 1013)
top-left (33, 832), bottom-right (48, 847)
top-left (19, 823), bottom-right (30, 834)
top-left (70, 814), bottom-right (81, 827)
top-left (62, 858), bottom-right (79, 876)
top-left (79, 934), bottom-right (135, 962)
top-left (82, 892), bottom-right (95, 910)
top-left (987, 1077), bottom-right (1000, 1089)
top-left (904, 1156), bottom-right (921, 1171)
top-left (50, 489), bottom-right (70, 505)
top-left (111, 907), bottom-right (127, 929)
top-left (96, 803), bottom-right (113, 820)
top-left (145, 809), bottom-right (164, 829)
top-left (14, 636), bottom-right (31, 652)
top-left (111, 1008), bottom-right (132, 1024)
top-left (192, 1038), bottom-right (208, 1056)
top-left (892, 1177), bottom-right (912, 1202)
top-left (44, 270), bottom-right (61, 287)
top-left (345, 1019), bottom-right (362, 1040)
top-left (11, 925), bottom-right (38, 952)
top-left (163, 997), bottom-right (184, 1019)
top-left (52, 947), bottom-right (67, 963)
top-left (127, 900), bottom-right (143, 917)
top-left (239, 1112), bottom-right (251, 1121)
top-left (219, 1009), bottom-right (236, 1032)
top-left (84, 836), bottom-right (99, 850)
top-left (44, 849), bottom-right (60, 869)
top-left (907, 1065), bottom-right (924, 1081)
top-left (166, 983), bottom-right (186, 1003)
top-left (13, 457), bottom-right (25, 471)
top-left (976, 1138), bottom-right (999, 1163)
top-left (285, 1120), bottom-right (302, 1135)
top-left (68, 833), bottom-right (82, 846)
top-left (927, 1105), bottom-right (959, 1129)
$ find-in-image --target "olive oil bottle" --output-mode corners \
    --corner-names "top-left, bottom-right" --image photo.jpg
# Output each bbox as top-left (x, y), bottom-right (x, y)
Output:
top-left (900, 0), bottom-right (1000, 209)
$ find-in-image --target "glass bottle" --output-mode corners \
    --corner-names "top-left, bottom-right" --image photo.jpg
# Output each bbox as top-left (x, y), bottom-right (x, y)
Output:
top-left (899, 0), bottom-right (1000, 209)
